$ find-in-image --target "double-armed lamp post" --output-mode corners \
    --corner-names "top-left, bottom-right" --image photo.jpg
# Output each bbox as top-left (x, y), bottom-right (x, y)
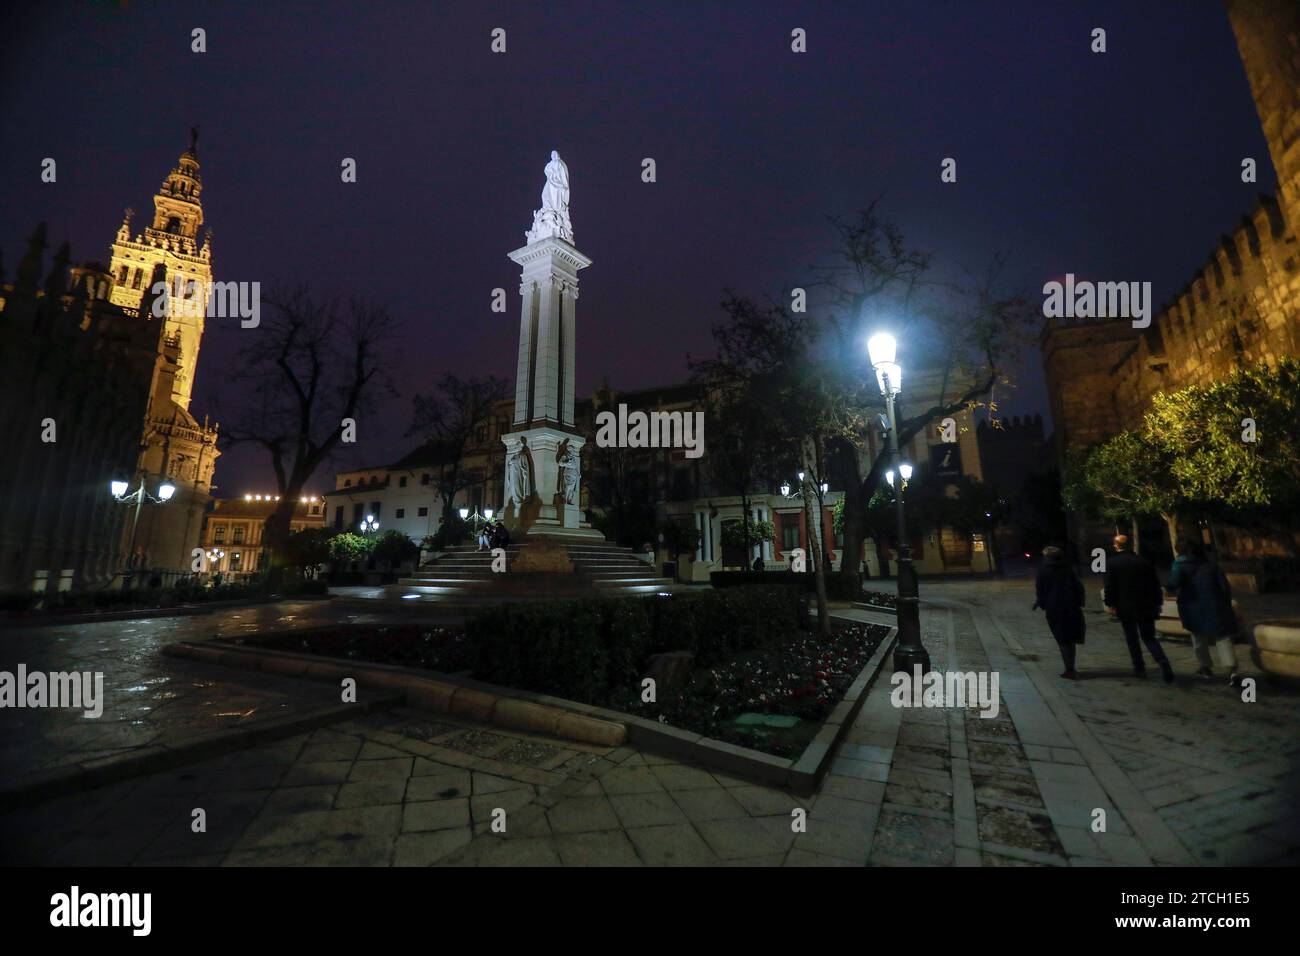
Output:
top-left (110, 475), bottom-right (176, 588)
top-left (866, 333), bottom-right (930, 675)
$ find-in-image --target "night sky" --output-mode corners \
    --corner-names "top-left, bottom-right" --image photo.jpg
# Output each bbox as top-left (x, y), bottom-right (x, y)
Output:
top-left (0, 0), bottom-right (1275, 498)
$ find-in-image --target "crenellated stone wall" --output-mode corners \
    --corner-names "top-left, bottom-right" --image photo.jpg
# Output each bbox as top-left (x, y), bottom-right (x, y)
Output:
top-left (1041, 0), bottom-right (1300, 560)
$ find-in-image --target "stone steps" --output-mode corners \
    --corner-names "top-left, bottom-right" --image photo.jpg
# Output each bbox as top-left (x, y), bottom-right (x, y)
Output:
top-left (385, 533), bottom-right (673, 605)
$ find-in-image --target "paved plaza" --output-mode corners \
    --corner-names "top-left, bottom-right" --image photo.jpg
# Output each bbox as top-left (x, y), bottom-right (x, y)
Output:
top-left (1, 580), bottom-right (1297, 866)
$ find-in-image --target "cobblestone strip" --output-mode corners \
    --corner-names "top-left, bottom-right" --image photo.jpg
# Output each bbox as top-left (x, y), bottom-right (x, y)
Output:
top-left (966, 602), bottom-right (1195, 865)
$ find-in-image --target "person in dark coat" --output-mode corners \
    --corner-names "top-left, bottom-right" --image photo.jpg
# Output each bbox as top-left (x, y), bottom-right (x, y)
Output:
top-left (1032, 545), bottom-right (1085, 679)
top-left (1103, 534), bottom-right (1174, 682)
top-left (1167, 537), bottom-right (1240, 685)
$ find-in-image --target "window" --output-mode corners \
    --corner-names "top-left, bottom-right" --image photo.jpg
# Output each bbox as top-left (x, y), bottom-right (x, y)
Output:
top-left (370, 502), bottom-right (381, 518)
top-left (230, 553), bottom-right (242, 571)
top-left (417, 507), bottom-right (428, 517)
top-left (395, 508), bottom-right (405, 519)
top-left (399, 476), bottom-right (408, 488)
top-left (781, 518), bottom-right (800, 553)
top-left (213, 525), bottom-right (225, 543)
top-left (334, 506), bottom-right (343, 530)
top-left (310, 504), bottom-right (319, 516)
top-left (117, 265), bottom-right (128, 283)
top-left (131, 269), bottom-right (142, 289)
top-left (421, 473), bottom-right (430, 485)
top-left (353, 503), bottom-right (364, 526)
top-left (232, 525), bottom-right (246, 544)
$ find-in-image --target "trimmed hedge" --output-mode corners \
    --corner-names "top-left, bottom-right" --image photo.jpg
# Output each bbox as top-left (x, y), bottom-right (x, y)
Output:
top-left (464, 585), bottom-right (806, 702)
top-left (710, 570), bottom-right (861, 600)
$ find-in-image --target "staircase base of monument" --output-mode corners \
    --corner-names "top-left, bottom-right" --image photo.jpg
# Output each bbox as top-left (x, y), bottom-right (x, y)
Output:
top-left (377, 534), bottom-right (676, 606)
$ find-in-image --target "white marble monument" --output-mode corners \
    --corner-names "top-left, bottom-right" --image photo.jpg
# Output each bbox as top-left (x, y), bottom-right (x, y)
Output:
top-left (501, 151), bottom-right (593, 535)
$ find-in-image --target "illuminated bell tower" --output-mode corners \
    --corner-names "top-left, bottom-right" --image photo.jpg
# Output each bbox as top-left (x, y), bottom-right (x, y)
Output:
top-left (108, 127), bottom-right (213, 411)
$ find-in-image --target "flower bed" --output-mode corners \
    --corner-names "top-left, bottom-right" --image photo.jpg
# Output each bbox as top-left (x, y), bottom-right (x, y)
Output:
top-left (231, 586), bottom-right (887, 758)
top-left (610, 620), bottom-right (885, 757)
top-left (859, 589), bottom-right (897, 610)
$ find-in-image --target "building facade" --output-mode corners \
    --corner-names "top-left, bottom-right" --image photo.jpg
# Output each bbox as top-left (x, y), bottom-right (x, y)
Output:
top-left (201, 495), bottom-right (326, 578)
top-left (1040, 1), bottom-right (1300, 560)
top-left (323, 401), bottom-right (512, 544)
top-left (0, 227), bottom-right (166, 591)
top-left (324, 373), bottom-right (993, 582)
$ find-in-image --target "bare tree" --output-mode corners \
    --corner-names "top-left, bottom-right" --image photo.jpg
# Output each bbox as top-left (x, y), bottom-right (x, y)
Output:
top-left (407, 372), bottom-right (508, 524)
top-left (810, 205), bottom-right (1037, 577)
top-left (219, 286), bottom-right (397, 580)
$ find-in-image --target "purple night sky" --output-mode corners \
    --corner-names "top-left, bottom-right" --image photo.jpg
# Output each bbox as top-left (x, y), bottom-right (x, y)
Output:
top-left (0, 1), bottom-right (1275, 497)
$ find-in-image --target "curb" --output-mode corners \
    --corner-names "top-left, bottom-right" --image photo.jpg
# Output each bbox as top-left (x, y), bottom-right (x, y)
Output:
top-left (0, 594), bottom-right (333, 630)
top-left (162, 641), bottom-right (627, 749)
top-left (0, 691), bottom-right (401, 811)
top-left (170, 620), bottom-right (898, 795)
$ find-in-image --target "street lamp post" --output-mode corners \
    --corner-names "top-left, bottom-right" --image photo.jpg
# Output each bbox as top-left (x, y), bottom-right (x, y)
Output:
top-left (459, 506), bottom-right (494, 534)
top-left (110, 475), bottom-right (176, 589)
top-left (867, 333), bottom-right (930, 675)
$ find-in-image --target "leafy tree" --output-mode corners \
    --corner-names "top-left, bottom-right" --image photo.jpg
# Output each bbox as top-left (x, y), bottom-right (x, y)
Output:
top-left (372, 529), bottom-right (419, 570)
top-left (1156, 360), bottom-right (1300, 509)
top-left (284, 527), bottom-right (333, 576)
top-left (659, 520), bottom-right (703, 558)
top-left (328, 531), bottom-right (373, 565)
top-left (720, 519), bottom-right (775, 551)
top-left (1066, 430), bottom-right (1183, 551)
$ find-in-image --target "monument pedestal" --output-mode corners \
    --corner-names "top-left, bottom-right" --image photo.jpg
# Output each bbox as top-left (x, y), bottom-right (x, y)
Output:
top-left (500, 163), bottom-right (593, 542)
top-left (501, 427), bottom-right (586, 535)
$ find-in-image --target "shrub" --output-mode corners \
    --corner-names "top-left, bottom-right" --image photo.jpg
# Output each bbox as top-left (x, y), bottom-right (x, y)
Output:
top-left (328, 532), bottom-right (374, 564)
top-left (428, 514), bottom-right (470, 550)
top-left (659, 520), bottom-right (702, 557)
top-left (719, 519), bottom-right (775, 551)
top-left (372, 529), bottom-right (419, 569)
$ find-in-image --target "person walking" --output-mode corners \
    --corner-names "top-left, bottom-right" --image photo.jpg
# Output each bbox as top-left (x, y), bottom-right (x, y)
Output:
top-left (1167, 537), bottom-right (1241, 686)
top-left (1103, 534), bottom-right (1174, 683)
top-left (1032, 545), bottom-right (1086, 679)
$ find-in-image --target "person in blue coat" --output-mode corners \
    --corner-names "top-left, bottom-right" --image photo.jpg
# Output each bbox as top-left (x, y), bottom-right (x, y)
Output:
top-left (1033, 545), bottom-right (1086, 679)
top-left (1167, 537), bottom-right (1241, 686)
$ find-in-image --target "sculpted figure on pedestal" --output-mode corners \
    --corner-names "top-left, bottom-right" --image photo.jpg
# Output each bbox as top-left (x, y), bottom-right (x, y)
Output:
top-left (526, 150), bottom-right (574, 243)
top-left (557, 439), bottom-right (580, 505)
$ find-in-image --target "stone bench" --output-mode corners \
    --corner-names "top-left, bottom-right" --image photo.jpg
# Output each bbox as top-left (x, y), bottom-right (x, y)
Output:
top-left (1254, 622), bottom-right (1300, 680)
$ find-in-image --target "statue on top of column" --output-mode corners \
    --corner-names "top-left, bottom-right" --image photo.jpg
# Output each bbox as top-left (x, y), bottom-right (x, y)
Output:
top-left (526, 150), bottom-right (574, 244)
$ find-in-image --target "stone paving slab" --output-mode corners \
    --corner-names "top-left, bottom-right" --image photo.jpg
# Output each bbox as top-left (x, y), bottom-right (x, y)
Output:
top-left (3, 580), bottom-right (1296, 866)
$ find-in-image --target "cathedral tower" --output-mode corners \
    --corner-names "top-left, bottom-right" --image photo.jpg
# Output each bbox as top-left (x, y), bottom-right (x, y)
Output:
top-left (108, 127), bottom-right (213, 411)
top-left (107, 128), bottom-right (219, 575)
